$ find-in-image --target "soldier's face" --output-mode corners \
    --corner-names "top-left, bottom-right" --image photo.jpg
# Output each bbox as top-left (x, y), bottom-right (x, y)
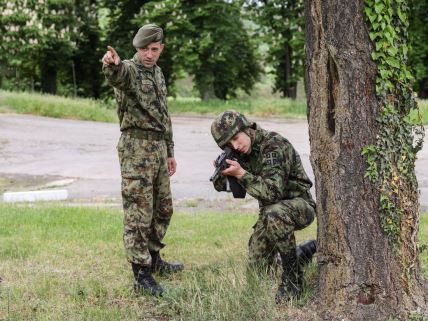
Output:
top-left (229, 132), bottom-right (251, 154)
top-left (137, 42), bottom-right (164, 68)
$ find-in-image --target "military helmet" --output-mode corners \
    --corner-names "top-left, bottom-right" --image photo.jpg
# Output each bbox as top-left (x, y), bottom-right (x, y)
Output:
top-left (211, 110), bottom-right (251, 149)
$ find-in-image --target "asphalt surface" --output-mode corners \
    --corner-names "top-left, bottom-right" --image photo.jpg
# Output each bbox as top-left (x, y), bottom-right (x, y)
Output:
top-left (0, 113), bottom-right (427, 210)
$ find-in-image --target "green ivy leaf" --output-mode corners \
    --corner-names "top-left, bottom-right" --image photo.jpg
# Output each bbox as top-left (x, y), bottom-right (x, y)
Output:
top-left (385, 56), bottom-right (400, 68)
top-left (387, 46), bottom-right (398, 56)
top-left (374, 3), bottom-right (385, 14)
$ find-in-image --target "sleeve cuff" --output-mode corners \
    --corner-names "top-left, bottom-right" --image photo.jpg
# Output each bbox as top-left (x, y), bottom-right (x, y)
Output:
top-left (167, 148), bottom-right (174, 158)
top-left (238, 171), bottom-right (254, 188)
top-left (102, 63), bottom-right (122, 77)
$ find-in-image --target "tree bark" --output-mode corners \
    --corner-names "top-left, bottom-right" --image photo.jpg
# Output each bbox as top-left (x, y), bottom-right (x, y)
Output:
top-left (41, 60), bottom-right (57, 94)
top-left (282, 41), bottom-right (297, 99)
top-left (304, 0), bottom-right (428, 320)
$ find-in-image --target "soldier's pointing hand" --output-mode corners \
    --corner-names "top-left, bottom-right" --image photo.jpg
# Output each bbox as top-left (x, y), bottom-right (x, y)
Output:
top-left (102, 46), bottom-right (121, 65)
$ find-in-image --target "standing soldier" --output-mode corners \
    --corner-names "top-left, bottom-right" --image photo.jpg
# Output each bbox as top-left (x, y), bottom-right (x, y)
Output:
top-left (102, 23), bottom-right (183, 296)
top-left (210, 110), bottom-right (316, 303)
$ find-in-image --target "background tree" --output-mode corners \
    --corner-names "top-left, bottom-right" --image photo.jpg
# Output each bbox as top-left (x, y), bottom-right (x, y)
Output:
top-left (408, 0), bottom-right (428, 98)
top-left (0, 0), bottom-right (42, 91)
top-left (305, 0), bottom-right (427, 319)
top-left (102, 0), bottom-right (151, 59)
top-left (0, 0), bottom-right (79, 94)
top-left (35, 0), bottom-right (78, 94)
top-left (246, 0), bottom-right (305, 99)
top-left (134, 0), bottom-right (182, 96)
top-left (179, 0), bottom-right (262, 100)
top-left (69, 0), bottom-right (103, 98)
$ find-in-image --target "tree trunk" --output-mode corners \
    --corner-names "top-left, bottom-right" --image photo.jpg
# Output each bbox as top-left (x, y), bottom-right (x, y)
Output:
top-left (417, 78), bottom-right (428, 99)
top-left (304, 1), bottom-right (428, 320)
top-left (41, 60), bottom-right (57, 94)
top-left (196, 71), bottom-right (216, 100)
top-left (283, 42), bottom-right (297, 99)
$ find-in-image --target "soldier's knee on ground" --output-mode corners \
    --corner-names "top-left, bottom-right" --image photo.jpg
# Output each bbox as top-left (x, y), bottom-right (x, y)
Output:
top-left (263, 206), bottom-right (294, 236)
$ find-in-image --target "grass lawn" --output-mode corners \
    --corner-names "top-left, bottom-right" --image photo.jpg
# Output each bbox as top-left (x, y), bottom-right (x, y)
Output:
top-left (0, 204), bottom-right (318, 321)
top-left (2, 90), bottom-right (427, 124)
top-left (0, 203), bottom-right (427, 321)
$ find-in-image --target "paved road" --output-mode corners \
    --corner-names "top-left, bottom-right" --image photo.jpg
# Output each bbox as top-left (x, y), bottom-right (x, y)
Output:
top-left (0, 113), bottom-right (427, 210)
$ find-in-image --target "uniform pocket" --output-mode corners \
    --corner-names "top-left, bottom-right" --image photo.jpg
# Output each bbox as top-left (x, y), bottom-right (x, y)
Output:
top-left (140, 80), bottom-right (154, 93)
top-left (117, 136), bottom-right (153, 179)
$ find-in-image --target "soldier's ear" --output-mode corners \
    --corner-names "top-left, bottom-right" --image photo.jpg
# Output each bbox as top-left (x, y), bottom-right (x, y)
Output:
top-left (159, 44), bottom-right (165, 53)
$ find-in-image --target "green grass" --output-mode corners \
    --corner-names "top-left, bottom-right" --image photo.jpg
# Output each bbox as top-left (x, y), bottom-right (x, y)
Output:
top-left (417, 99), bottom-right (428, 125)
top-left (0, 89), bottom-right (307, 122)
top-left (0, 203), bottom-right (316, 321)
top-left (0, 90), bottom-right (117, 122)
top-left (168, 96), bottom-right (308, 118)
top-left (2, 89), bottom-right (428, 124)
top-left (0, 203), bottom-right (427, 320)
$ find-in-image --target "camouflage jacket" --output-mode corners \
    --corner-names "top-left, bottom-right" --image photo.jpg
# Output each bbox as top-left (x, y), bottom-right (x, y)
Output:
top-left (102, 53), bottom-right (174, 157)
top-left (214, 125), bottom-right (314, 207)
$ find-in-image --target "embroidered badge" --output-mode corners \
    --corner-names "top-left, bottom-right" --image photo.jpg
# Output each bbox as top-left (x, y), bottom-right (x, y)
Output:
top-left (265, 152), bottom-right (279, 166)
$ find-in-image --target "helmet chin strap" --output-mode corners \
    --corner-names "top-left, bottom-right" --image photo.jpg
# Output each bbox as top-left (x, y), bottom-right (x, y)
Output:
top-left (243, 128), bottom-right (254, 154)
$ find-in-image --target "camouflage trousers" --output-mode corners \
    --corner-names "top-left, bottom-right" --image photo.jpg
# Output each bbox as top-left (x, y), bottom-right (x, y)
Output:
top-left (248, 197), bottom-right (315, 266)
top-left (117, 132), bottom-right (173, 267)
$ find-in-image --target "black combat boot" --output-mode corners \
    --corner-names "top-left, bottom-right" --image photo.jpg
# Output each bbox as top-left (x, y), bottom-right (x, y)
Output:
top-left (275, 249), bottom-right (303, 304)
top-left (296, 239), bottom-right (316, 265)
top-left (131, 263), bottom-right (164, 296)
top-left (150, 251), bottom-right (184, 274)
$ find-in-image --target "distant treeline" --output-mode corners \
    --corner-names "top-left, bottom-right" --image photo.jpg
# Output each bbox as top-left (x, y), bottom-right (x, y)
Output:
top-left (0, 0), bottom-right (427, 100)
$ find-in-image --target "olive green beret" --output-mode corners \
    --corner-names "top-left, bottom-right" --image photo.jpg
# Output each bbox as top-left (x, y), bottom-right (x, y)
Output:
top-left (132, 24), bottom-right (163, 48)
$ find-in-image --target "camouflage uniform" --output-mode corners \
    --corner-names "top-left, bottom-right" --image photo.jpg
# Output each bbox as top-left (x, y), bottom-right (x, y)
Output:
top-left (103, 53), bottom-right (173, 267)
top-left (212, 112), bottom-right (315, 268)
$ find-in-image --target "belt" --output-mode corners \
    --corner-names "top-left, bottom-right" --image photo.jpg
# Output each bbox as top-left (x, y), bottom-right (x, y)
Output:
top-left (124, 128), bottom-right (165, 141)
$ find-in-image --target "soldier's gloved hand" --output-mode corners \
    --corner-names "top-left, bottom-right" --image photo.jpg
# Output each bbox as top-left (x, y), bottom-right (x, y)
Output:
top-left (102, 46), bottom-right (121, 65)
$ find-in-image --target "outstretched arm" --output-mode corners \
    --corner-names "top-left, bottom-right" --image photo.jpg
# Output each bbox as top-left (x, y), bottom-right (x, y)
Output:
top-left (102, 46), bottom-right (121, 65)
top-left (101, 46), bottom-right (133, 91)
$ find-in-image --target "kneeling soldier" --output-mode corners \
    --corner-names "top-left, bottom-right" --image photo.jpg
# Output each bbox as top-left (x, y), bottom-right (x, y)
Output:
top-left (210, 110), bottom-right (316, 302)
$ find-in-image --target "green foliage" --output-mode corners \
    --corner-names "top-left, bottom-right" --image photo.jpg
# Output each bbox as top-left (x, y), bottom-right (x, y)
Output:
top-left (1, 0), bottom-right (427, 103)
top-left (364, 0), bottom-right (425, 253)
top-left (102, 0), bottom-right (151, 59)
top-left (103, 0), bottom-right (262, 100)
top-left (132, 0), bottom-right (181, 95)
top-left (408, 0), bottom-right (428, 98)
top-left (0, 0), bottom-right (98, 94)
top-left (246, 0), bottom-right (305, 99)
top-left (173, 0), bottom-right (262, 100)
top-left (68, 0), bottom-right (103, 98)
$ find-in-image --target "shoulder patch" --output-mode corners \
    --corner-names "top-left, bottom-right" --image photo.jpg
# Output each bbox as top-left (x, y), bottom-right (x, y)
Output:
top-left (264, 151), bottom-right (279, 166)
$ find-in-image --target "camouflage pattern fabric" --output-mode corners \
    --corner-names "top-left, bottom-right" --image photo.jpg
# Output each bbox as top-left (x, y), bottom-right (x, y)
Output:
top-left (103, 53), bottom-right (174, 157)
top-left (103, 55), bottom-right (174, 267)
top-left (213, 124), bottom-right (315, 265)
top-left (248, 198), bottom-right (315, 265)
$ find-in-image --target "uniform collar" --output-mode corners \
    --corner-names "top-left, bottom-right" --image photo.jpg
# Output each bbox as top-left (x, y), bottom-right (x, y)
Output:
top-left (250, 124), bottom-right (263, 154)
